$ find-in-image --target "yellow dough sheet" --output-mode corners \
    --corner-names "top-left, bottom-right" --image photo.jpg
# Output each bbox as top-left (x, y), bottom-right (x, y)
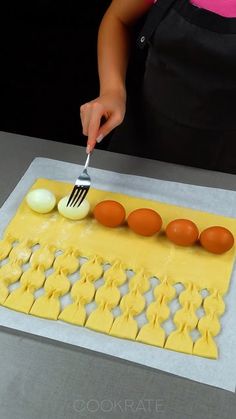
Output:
top-left (0, 178), bottom-right (236, 360)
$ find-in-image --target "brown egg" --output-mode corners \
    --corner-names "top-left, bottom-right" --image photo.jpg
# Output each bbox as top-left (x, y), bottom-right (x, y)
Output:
top-left (200, 226), bottom-right (234, 254)
top-left (93, 200), bottom-right (126, 228)
top-left (166, 219), bottom-right (199, 246)
top-left (127, 208), bottom-right (162, 236)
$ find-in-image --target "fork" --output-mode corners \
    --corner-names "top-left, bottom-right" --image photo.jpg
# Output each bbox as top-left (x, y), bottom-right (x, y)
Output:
top-left (67, 153), bottom-right (91, 207)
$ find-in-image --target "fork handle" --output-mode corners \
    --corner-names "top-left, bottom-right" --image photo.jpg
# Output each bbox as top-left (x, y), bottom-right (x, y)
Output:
top-left (84, 153), bottom-right (90, 170)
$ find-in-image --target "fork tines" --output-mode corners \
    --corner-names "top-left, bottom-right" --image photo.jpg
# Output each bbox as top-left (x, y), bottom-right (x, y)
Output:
top-left (67, 153), bottom-right (91, 208)
top-left (67, 184), bottom-right (89, 207)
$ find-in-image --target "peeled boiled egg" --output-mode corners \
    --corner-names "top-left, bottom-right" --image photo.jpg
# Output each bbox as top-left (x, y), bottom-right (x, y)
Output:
top-left (200, 226), bottom-right (234, 254)
top-left (26, 189), bottom-right (56, 214)
top-left (93, 200), bottom-right (126, 227)
top-left (166, 219), bottom-right (199, 246)
top-left (58, 196), bottom-right (90, 220)
top-left (127, 208), bottom-right (162, 236)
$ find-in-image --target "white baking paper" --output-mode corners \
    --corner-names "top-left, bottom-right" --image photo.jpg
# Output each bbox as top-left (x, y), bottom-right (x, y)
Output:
top-left (0, 157), bottom-right (236, 392)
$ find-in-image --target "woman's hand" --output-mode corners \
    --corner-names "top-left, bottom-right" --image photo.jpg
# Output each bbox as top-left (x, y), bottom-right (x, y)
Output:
top-left (80, 89), bottom-right (126, 153)
top-left (81, 0), bottom-right (151, 153)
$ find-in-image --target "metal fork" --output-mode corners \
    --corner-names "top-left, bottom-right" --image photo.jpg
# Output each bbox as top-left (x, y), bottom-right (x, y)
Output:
top-left (67, 153), bottom-right (91, 207)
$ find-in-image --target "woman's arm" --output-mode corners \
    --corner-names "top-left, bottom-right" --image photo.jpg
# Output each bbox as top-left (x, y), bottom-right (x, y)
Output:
top-left (80, 0), bottom-right (152, 153)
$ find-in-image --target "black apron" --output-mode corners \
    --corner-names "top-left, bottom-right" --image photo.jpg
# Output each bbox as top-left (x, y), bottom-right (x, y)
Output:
top-left (108, 0), bottom-right (236, 174)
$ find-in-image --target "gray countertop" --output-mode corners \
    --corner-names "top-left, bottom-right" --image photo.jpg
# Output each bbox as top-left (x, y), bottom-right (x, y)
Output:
top-left (0, 130), bottom-right (235, 419)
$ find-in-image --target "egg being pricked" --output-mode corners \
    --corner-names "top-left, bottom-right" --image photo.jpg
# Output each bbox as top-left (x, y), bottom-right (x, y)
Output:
top-left (26, 189), bottom-right (56, 214)
top-left (58, 196), bottom-right (90, 220)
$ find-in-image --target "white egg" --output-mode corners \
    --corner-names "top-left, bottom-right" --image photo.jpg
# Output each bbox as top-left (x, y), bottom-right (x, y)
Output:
top-left (26, 189), bottom-right (56, 214)
top-left (58, 196), bottom-right (90, 220)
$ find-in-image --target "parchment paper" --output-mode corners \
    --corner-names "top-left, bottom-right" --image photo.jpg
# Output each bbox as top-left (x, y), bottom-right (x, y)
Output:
top-left (0, 157), bottom-right (236, 392)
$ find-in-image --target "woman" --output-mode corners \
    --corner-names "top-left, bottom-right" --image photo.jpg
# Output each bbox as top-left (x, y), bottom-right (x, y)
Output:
top-left (80, 0), bottom-right (236, 173)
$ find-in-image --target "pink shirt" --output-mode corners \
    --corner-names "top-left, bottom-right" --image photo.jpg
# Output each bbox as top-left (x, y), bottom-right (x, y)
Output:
top-left (148, 0), bottom-right (236, 17)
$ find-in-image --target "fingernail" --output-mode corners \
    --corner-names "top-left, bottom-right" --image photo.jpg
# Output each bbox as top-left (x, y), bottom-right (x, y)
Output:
top-left (86, 145), bottom-right (91, 153)
top-left (96, 134), bottom-right (104, 143)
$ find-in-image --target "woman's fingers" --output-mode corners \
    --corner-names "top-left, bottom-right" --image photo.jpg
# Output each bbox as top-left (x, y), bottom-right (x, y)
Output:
top-left (87, 103), bottom-right (105, 152)
top-left (80, 95), bottom-right (126, 153)
top-left (80, 103), bottom-right (91, 136)
top-left (97, 111), bottom-right (124, 139)
top-left (86, 110), bottom-right (124, 153)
